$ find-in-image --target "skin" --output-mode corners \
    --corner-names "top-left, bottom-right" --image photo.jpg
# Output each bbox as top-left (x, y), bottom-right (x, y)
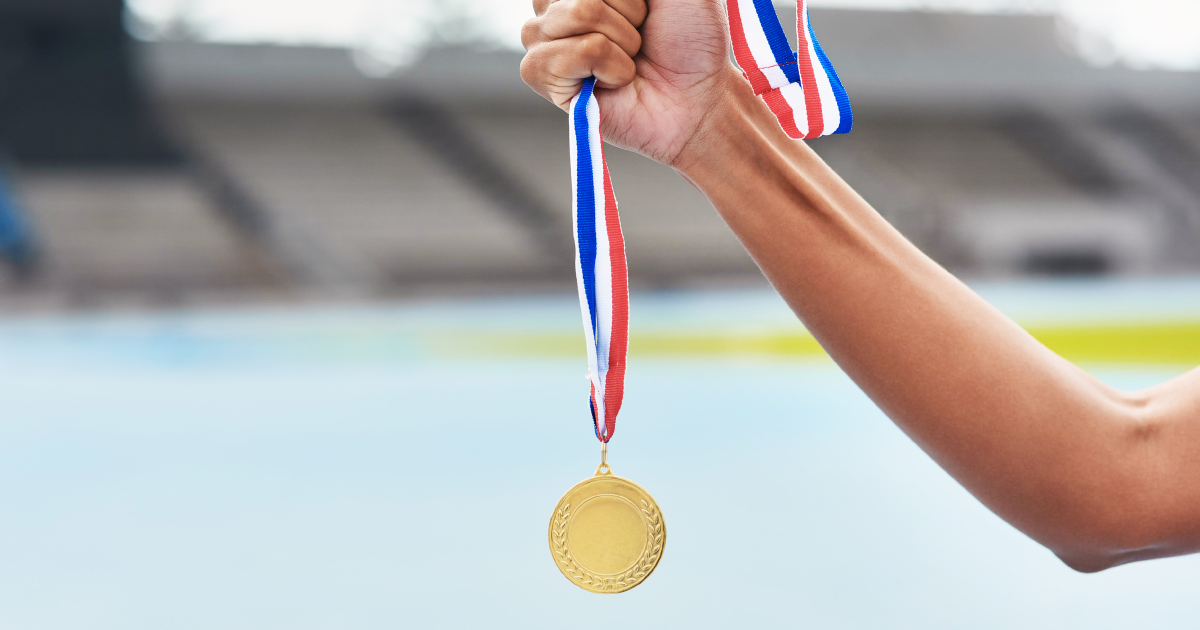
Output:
top-left (521, 0), bottom-right (1200, 572)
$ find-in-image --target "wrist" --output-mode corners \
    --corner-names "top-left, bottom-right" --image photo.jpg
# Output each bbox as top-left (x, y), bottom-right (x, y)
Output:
top-left (670, 69), bottom-right (783, 182)
top-left (670, 70), bottom-right (852, 237)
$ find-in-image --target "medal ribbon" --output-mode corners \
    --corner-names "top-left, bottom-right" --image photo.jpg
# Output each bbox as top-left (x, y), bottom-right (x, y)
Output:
top-left (727, 0), bottom-right (853, 138)
top-left (567, 1), bottom-right (850, 443)
top-left (569, 77), bottom-right (628, 444)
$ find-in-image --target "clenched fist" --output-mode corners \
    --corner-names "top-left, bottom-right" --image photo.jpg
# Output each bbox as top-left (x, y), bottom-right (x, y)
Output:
top-left (520, 0), bottom-right (740, 166)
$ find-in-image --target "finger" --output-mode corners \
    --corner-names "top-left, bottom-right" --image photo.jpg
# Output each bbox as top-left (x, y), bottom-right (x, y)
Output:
top-left (602, 0), bottom-right (647, 28)
top-left (523, 0), bottom-right (642, 57)
top-left (532, 0), bottom-right (646, 28)
top-left (521, 33), bottom-right (637, 109)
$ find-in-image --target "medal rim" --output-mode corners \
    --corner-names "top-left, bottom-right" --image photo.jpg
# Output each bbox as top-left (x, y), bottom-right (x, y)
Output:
top-left (548, 472), bottom-right (666, 594)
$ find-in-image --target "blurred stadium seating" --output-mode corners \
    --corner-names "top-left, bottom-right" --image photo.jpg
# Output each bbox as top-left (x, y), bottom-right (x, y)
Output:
top-left (0, 2), bottom-right (1198, 310)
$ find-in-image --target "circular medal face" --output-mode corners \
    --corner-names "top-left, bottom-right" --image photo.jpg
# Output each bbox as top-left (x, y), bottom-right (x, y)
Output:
top-left (548, 468), bottom-right (665, 593)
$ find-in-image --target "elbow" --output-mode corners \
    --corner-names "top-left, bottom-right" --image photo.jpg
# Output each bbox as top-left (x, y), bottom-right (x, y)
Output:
top-left (1051, 530), bottom-right (1167, 574)
top-left (1048, 394), bottom-right (1170, 574)
top-left (1053, 548), bottom-right (1124, 574)
top-left (1046, 507), bottom-right (1166, 573)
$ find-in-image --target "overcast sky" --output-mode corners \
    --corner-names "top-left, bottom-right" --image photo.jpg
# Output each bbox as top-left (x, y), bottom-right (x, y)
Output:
top-left (125, 0), bottom-right (1200, 72)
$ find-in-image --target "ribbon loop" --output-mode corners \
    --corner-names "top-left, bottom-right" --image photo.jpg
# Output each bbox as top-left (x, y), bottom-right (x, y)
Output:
top-left (727, 0), bottom-right (853, 139)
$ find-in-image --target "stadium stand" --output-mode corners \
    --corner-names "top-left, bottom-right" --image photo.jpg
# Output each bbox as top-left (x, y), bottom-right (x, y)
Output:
top-left (0, 5), bottom-right (1198, 309)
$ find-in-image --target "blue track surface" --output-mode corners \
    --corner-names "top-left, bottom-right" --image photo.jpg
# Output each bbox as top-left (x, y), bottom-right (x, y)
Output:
top-left (1, 280), bottom-right (1199, 629)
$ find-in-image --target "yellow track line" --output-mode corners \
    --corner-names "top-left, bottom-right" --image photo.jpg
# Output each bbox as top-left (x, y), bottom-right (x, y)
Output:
top-left (432, 322), bottom-right (1200, 365)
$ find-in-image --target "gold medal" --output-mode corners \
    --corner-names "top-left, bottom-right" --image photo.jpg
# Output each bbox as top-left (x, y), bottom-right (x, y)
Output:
top-left (553, 77), bottom-right (661, 593)
top-left (548, 444), bottom-right (665, 593)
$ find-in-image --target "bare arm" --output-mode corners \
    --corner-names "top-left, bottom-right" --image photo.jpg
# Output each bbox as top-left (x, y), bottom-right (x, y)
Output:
top-left (675, 77), bottom-right (1200, 571)
top-left (521, 0), bottom-right (1200, 571)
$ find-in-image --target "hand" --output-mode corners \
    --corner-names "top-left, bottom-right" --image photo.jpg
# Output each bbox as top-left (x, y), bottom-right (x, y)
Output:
top-left (520, 0), bottom-right (739, 167)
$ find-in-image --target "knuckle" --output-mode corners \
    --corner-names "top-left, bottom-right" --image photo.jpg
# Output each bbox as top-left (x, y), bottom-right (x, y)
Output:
top-left (520, 18), bottom-right (542, 49)
top-left (581, 0), bottom-right (607, 23)
top-left (580, 32), bottom-right (612, 60)
top-left (518, 51), bottom-right (541, 87)
top-left (560, 0), bottom-right (604, 29)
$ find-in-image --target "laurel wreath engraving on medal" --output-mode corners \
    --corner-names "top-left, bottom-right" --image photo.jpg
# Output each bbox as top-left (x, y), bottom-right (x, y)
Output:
top-left (551, 500), bottom-right (664, 592)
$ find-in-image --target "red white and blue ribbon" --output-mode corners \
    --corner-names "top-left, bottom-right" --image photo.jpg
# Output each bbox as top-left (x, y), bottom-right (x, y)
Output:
top-left (570, 77), bottom-right (628, 444)
top-left (727, 0), bottom-right (853, 138)
top-left (566, 3), bottom-right (850, 442)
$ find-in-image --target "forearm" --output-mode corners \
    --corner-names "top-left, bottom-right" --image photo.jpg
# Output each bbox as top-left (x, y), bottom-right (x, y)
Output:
top-left (676, 74), bottom-right (1197, 569)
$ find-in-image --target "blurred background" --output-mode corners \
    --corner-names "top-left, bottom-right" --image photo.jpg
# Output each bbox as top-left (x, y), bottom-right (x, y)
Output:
top-left (1, 1), bottom-right (1199, 628)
